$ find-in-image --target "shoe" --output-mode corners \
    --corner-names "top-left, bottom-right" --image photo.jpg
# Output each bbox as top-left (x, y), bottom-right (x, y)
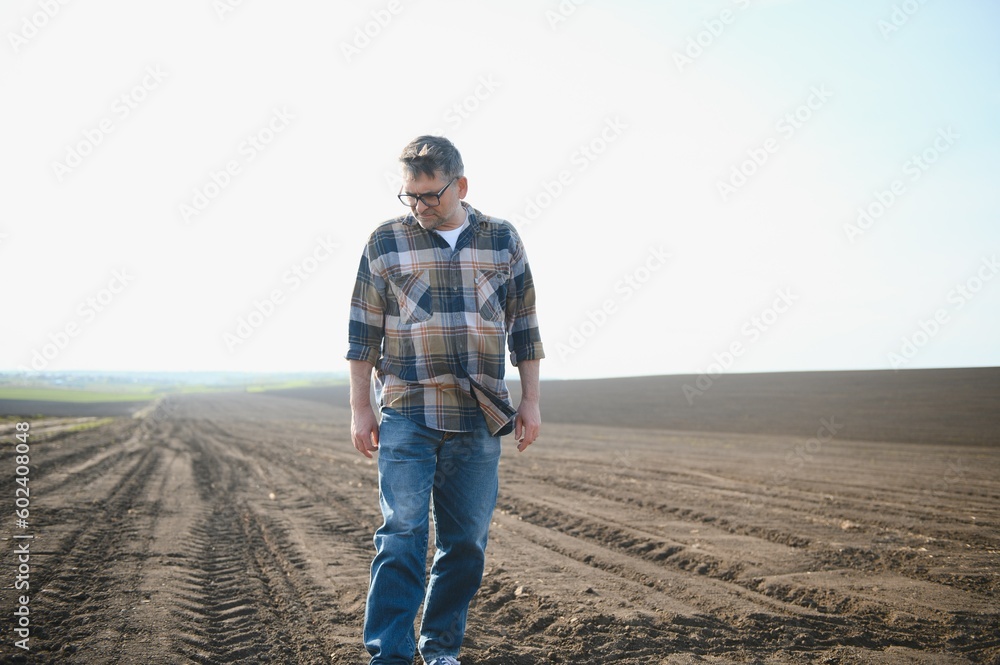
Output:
top-left (427, 658), bottom-right (460, 665)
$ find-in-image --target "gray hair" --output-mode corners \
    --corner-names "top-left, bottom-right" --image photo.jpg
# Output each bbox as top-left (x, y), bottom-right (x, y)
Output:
top-left (399, 135), bottom-right (464, 181)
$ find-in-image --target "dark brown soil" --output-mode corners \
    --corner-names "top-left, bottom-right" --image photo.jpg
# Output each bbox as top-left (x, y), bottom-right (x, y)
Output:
top-left (1, 368), bottom-right (997, 663)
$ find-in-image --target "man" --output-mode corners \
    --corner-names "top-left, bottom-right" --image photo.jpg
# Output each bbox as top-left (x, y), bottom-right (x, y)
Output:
top-left (346, 135), bottom-right (544, 665)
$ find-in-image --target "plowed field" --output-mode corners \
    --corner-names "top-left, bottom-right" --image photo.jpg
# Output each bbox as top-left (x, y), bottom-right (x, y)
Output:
top-left (1, 373), bottom-right (997, 664)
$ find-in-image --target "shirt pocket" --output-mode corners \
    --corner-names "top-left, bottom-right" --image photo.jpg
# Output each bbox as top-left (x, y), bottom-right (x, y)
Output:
top-left (388, 270), bottom-right (432, 324)
top-left (474, 268), bottom-right (509, 322)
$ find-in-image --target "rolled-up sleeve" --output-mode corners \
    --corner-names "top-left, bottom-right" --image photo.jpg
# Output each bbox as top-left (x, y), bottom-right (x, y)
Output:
top-left (505, 234), bottom-right (545, 366)
top-left (345, 241), bottom-right (386, 366)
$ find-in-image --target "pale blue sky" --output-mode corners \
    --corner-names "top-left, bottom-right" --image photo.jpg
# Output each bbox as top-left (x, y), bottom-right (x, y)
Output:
top-left (1, 0), bottom-right (997, 379)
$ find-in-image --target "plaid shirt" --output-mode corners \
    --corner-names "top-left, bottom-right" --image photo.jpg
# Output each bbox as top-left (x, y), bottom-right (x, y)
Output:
top-left (346, 202), bottom-right (544, 435)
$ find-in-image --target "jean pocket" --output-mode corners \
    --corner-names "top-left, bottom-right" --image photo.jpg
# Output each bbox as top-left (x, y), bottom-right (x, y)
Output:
top-left (474, 268), bottom-right (508, 322)
top-left (388, 270), bottom-right (432, 323)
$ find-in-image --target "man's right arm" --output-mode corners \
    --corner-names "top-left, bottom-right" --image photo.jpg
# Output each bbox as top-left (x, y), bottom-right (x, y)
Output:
top-left (346, 240), bottom-right (386, 459)
top-left (349, 359), bottom-right (379, 458)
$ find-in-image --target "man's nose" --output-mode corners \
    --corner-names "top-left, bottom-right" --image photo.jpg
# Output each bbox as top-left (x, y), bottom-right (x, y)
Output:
top-left (415, 199), bottom-right (430, 214)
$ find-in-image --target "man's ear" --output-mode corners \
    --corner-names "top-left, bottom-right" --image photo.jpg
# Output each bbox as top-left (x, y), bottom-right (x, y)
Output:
top-left (457, 176), bottom-right (469, 199)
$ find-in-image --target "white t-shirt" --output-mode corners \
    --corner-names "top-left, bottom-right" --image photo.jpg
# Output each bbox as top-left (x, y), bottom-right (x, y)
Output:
top-left (433, 215), bottom-right (469, 249)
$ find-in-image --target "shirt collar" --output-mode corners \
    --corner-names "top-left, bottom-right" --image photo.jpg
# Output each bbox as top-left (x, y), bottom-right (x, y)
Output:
top-left (403, 201), bottom-right (481, 233)
top-left (462, 201), bottom-right (482, 232)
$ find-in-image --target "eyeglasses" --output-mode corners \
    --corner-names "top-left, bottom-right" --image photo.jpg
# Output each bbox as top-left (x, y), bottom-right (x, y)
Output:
top-left (398, 177), bottom-right (457, 208)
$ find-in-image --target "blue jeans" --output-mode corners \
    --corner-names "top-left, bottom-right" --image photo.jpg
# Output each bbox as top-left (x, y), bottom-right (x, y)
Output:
top-left (364, 407), bottom-right (501, 665)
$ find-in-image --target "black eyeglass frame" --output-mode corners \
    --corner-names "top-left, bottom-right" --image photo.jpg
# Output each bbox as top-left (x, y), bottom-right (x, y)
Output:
top-left (397, 177), bottom-right (458, 208)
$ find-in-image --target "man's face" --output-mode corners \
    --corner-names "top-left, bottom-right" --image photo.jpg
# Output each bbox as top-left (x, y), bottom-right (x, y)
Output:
top-left (401, 171), bottom-right (469, 231)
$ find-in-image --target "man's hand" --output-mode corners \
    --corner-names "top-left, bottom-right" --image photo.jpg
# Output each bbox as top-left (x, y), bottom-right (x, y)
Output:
top-left (514, 358), bottom-right (541, 452)
top-left (514, 398), bottom-right (541, 452)
top-left (348, 359), bottom-right (379, 458)
top-left (351, 406), bottom-right (380, 459)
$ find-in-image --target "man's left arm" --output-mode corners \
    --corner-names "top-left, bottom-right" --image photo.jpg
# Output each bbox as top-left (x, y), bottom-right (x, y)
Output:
top-left (514, 359), bottom-right (540, 452)
top-left (506, 228), bottom-right (544, 452)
